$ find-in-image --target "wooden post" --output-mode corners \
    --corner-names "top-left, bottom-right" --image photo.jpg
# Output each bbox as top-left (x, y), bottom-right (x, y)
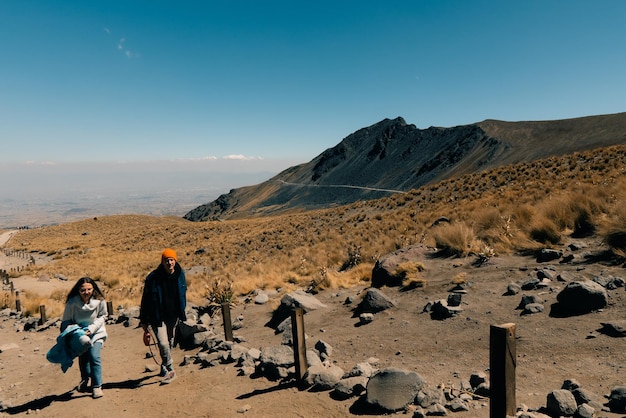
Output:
top-left (39, 305), bottom-right (47, 325)
top-left (10, 281), bottom-right (14, 293)
top-left (490, 323), bottom-right (516, 418)
top-left (221, 302), bottom-right (233, 341)
top-left (106, 301), bottom-right (114, 318)
top-left (15, 291), bottom-right (21, 312)
top-left (291, 308), bottom-right (308, 384)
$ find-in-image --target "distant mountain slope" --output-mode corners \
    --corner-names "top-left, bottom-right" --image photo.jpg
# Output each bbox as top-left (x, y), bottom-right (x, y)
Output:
top-left (184, 112), bottom-right (626, 221)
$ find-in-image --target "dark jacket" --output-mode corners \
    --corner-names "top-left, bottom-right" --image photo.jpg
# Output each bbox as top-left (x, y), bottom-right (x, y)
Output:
top-left (139, 262), bottom-right (187, 327)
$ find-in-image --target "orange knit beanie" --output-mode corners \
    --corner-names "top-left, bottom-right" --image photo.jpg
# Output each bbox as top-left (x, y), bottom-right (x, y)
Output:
top-left (161, 248), bottom-right (177, 261)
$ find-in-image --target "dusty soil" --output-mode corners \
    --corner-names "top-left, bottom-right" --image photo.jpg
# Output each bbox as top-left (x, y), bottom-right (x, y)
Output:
top-left (1, 233), bottom-right (626, 418)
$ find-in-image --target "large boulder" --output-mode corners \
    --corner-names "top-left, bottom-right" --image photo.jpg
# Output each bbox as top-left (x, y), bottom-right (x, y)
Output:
top-left (366, 368), bottom-right (426, 412)
top-left (555, 280), bottom-right (607, 315)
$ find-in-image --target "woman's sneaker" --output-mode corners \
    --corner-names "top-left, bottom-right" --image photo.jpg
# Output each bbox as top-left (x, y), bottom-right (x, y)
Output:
top-left (77, 379), bottom-right (90, 393)
top-left (92, 387), bottom-right (104, 399)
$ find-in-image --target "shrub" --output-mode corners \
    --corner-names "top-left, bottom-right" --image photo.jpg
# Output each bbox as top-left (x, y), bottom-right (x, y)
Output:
top-left (600, 205), bottom-right (626, 257)
top-left (432, 222), bottom-right (477, 257)
top-left (528, 217), bottom-right (561, 245)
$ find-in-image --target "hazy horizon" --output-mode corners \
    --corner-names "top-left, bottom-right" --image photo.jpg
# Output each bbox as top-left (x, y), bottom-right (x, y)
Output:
top-left (0, 162), bottom-right (286, 229)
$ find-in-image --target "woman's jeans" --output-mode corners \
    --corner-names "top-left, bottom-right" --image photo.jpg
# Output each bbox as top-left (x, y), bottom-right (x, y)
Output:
top-left (79, 340), bottom-right (103, 388)
top-left (152, 318), bottom-right (179, 371)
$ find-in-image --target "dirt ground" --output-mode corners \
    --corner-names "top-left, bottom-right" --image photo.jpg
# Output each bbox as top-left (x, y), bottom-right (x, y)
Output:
top-left (1, 232), bottom-right (626, 418)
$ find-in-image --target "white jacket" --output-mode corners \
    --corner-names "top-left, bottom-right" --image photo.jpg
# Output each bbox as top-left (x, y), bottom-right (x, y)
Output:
top-left (61, 296), bottom-right (108, 344)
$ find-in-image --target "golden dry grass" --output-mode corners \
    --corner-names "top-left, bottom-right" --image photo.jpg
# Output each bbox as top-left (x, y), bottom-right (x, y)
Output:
top-left (6, 144), bottom-right (626, 317)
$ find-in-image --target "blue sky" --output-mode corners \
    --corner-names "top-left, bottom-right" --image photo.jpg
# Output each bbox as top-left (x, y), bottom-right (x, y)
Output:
top-left (1, 0), bottom-right (625, 168)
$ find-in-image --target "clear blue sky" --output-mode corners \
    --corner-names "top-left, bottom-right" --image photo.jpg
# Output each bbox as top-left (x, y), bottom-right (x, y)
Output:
top-left (1, 0), bottom-right (625, 167)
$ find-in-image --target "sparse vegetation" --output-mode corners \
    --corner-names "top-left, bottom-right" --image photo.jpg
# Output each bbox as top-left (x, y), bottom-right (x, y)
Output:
top-left (6, 144), bottom-right (626, 314)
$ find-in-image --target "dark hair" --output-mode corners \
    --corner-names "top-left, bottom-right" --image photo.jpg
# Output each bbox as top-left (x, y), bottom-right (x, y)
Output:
top-left (66, 277), bottom-right (105, 302)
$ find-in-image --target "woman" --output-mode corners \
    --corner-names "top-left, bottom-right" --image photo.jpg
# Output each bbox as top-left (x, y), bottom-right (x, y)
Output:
top-left (61, 277), bottom-right (108, 399)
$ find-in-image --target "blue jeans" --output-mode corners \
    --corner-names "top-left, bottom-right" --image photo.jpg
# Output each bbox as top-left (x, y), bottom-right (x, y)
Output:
top-left (79, 340), bottom-right (103, 388)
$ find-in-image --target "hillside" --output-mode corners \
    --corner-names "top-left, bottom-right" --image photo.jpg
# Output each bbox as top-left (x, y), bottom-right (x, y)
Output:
top-left (3, 142), bottom-right (626, 417)
top-left (184, 112), bottom-right (626, 221)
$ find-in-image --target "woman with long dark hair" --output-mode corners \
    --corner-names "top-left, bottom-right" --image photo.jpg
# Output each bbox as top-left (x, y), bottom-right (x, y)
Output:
top-left (61, 276), bottom-right (108, 399)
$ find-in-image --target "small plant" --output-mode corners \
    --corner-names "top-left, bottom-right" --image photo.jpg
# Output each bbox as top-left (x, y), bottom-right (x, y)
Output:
top-left (395, 261), bottom-right (427, 288)
top-left (340, 244), bottom-right (362, 271)
top-left (205, 276), bottom-right (234, 311)
top-left (451, 272), bottom-right (467, 285)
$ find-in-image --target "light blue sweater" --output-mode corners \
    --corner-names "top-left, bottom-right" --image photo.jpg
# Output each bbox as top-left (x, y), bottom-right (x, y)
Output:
top-left (61, 296), bottom-right (108, 344)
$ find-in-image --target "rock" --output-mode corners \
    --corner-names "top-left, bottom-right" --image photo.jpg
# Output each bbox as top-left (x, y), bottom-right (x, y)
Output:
top-left (331, 376), bottom-right (368, 399)
top-left (575, 402), bottom-right (596, 418)
top-left (303, 363), bottom-right (345, 391)
top-left (608, 386), bottom-right (626, 413)
top-left (266, 291), bottom-right (327, 328)
top-left (522, 303), bottom-right (544, 315)
top-left (537, 249), bottom-right (562, 263)
top-left (359, 313), bottom-right (374, 325)
top-left (555, 280), bottom-right (607, 315)
top-left (517, 294), bottom-right (542, 309)
top-left (356, 288), bottom-right (396, 314)
top-left (430, 299), bottom-right (463, 320)
top-left (366, 367), bottom-right (426, 412)
top-left (415, 387), bottom-right (445, 408)
top-left (371, 245), bottom-right (434, 288)
top-left (344, 362), bottom-right (376, 378)
top-left (254, 293), bottom-right (269, 304)
top-left (314, 339), bottom-right (333, 360)
top-left (546, 389), bottom-right (577, 416)
top-left (505, 283), bottom-right (521, 295)
top-left (257, 345), bottom-right (294, 381)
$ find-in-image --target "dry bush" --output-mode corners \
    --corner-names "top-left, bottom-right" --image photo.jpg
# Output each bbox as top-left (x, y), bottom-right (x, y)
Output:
top-left (1, 291), bottom-right (15, 310)
top-left (432, 222), bottom-right (479, 257)
top-left (599, 205), bottom-right (626, 257)
top-left (528, 217), bottom-right (562, 246)
top-left (394, 261), bottom-right (426, 288)
top-left (452, 272), bottom-right (467, 285)
top-left (471, 206), bottom-right (514, 254)
top-left (19, 291), bottom-right (64, 318)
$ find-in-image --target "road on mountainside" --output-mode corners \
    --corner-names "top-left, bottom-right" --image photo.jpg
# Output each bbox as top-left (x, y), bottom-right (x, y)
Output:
top-left (275, 179), bottom-right (407, 194)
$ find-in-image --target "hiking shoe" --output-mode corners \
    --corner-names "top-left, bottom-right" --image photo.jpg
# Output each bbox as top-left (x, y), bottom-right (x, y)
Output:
top-left (161, 370), bottom-right (176, 385)
top-left (159, 365), bottom-right (168, 377)
top-left (92, 387), bottom-right (104, 399)
top-left (77, 379), bottom-right (90, 393)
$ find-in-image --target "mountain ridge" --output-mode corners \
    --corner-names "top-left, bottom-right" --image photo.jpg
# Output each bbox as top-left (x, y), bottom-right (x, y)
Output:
top-left (184, 112), bottom-right (626, 221)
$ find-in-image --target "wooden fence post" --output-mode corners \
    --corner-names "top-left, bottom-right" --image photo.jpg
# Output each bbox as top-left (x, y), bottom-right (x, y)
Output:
top-left (490, 323), bottom-right (516, 418)
top-left (15, 291), bottom-right (21, 312)
top-left (221, 302), bottom-right (233, 341)
top-left (291, 308), bottom-right (308, 384)
top-left (39, 305), bottom-right (47, 325)
top-left (106, 301), bottom-right (114, 318)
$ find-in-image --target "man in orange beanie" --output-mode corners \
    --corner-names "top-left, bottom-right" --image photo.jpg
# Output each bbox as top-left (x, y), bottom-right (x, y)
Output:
top-left (139, 248), bottom-right (187, 385)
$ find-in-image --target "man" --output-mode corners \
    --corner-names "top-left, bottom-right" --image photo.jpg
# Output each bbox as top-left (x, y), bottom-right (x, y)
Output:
top-left (139, 248), bottom-right (187, 384)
